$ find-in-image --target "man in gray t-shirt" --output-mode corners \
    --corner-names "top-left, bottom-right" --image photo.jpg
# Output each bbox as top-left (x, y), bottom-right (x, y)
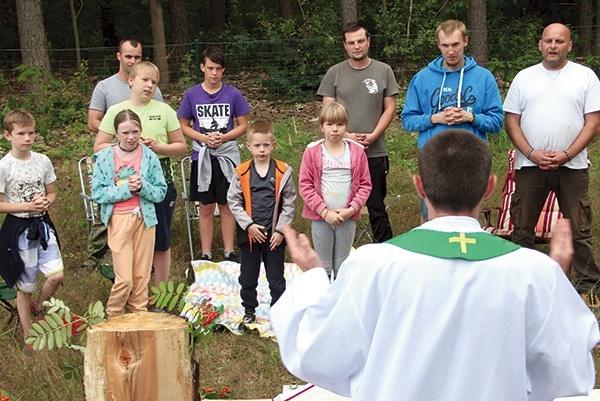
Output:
top-left (87, 39), bottom-right (163, 133)
top-left (82, 38), bottom-right (163, 272)
top-left (317, 21), bottom-right (399, 243)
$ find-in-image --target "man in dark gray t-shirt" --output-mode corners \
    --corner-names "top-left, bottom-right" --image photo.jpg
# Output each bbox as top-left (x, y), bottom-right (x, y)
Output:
top-left (317, 21), bottom-right (399, 243)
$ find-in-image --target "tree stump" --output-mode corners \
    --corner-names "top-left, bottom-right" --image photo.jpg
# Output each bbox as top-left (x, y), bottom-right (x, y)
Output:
top-left (84, 312), bottom-right (195, 401)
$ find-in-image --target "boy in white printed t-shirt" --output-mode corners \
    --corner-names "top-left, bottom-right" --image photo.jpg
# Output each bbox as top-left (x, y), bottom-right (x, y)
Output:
top-left (0, 110), bottom-right (64, 354)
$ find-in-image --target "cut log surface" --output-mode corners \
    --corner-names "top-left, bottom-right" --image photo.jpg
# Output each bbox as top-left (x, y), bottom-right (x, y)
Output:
top-left (84, 312), bottom-right (194, 401)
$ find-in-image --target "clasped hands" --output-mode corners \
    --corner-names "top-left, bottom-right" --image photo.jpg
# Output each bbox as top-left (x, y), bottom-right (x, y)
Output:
top-left (205, 131), bottom-right (225, 148)
top-left (322, 207), bottom-right (355, 227)
top-left (30, 193), bottom-right (51, 213)
top-left (433, 107), bottom-right (474, 125)
top-left (127, 175), bottom-right (142, 193)
top-left (528, 149), bottom-right (568, 170)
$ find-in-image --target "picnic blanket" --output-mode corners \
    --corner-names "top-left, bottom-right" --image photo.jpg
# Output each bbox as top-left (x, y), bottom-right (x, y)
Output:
top-left (183, 260), bottom-right (302, 337)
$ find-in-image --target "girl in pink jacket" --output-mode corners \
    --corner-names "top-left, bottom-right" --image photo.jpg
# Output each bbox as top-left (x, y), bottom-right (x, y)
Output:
top-left (299, 102), bottom-right (372, 280)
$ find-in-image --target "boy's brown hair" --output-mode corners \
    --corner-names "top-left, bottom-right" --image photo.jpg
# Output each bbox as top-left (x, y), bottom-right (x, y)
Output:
top-left (3, 109), bottom-right (35, 132)
top-left (247, 120), bottom-right (274, 141)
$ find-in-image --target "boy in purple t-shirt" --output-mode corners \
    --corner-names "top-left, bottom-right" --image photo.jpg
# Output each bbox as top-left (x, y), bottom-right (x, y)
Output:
top-left (178, 46), bottom-right (251, 263)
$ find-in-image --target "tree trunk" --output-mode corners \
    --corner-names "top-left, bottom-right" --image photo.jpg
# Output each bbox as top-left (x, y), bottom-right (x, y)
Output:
top-left (595, 0), bottom-right (600, 55)
top-left (169, 0), bottom-right (191, 79)
top-left (580, 0), bottom-right (593, 56)
top-left (15, 0), bottom-right (51, 71)
top-left (84, 312), bottom-right (194, 401)
top-left (468, 0), bottom-right (488, 67)
top-left (280, 0), bottom-right (294, 19)
top-left (209, 0), bottom-right (226, 30)
top-left (340, 0), bottom-right (357, 29)
top-left (150, 0), bottom-right (170, 84)
top-left (99, 0), bottom-right (118, 47)
top-left (69, 0), bottom-right (82, 68)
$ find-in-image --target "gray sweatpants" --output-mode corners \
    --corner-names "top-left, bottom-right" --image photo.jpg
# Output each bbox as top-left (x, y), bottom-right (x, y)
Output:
top-left (311, 219), bottom-right (356, 279)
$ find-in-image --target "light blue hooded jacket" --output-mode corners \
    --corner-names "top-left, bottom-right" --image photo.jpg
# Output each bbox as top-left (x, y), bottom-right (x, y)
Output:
top-left (91, 144), bottom-right (167, 228)
top-left (401, 55), bottom-right (503, 148)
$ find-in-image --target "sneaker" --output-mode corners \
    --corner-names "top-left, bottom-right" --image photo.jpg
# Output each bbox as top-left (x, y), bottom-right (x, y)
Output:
top-left (200, 254), bottom-right (212, 262)
top-left (237, 313), bottom-right (256, 332)
top-left (224, 252), bottom-right (239, 263)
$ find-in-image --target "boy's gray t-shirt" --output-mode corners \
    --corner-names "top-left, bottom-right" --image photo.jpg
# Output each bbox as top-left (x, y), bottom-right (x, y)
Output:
top-left (317, 59), bottom-right (399, 158)
top-left (89, 74), bottom-right (163, 112)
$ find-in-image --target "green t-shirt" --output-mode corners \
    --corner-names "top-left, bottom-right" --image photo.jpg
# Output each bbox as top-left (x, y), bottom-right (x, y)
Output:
top-left (99, 99), bottom-right (180, 159)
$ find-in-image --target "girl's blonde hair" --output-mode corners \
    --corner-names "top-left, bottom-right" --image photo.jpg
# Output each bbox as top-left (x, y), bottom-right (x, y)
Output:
top-left (319, 101), bottom-right (348, 126)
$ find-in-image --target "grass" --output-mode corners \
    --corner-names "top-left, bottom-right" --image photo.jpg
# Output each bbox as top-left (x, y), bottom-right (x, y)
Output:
top-left (2, 85), bottom-right (600, 399)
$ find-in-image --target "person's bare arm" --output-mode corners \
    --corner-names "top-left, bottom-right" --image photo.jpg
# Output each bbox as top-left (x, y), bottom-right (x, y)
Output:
top-left (0, 183), bottom-right (54, 215)
top-left (93, 131), bottom-right (114, 153)
top-left (322, 96), bottom-right (335, 107)
top-left (87, 109), bottom-right (104, 133)
top-left (363, 95), bottom-right (397, 146)
top-left (505, 112), bottom-right (555, 169)
top-left (222, 114), bottom-right (249, 142)
top-left (145, 128), bottom-right (188, 156)
top-left (178, 117), bottom-right (208, 144)
top-left (556, 111), bottom-right (600, 167)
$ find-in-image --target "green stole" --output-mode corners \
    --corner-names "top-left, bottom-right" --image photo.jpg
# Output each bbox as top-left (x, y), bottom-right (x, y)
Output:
top-left (386, 229), bottom-right (520, 261)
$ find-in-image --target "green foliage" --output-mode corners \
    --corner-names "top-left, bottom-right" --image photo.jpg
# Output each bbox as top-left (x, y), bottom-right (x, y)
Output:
top-left (26, 298), bottom-right (104, 353)
top-left (149, 281), bottom-right (224, 353)
top-left (257, 6), bottom-right (340, 102)
top-left (151, 280), bottom-right (189, 312)
top-left (487, 17), bottom-right (544, 81)
top-left (61, 363), bottom-right (83, 382)
top-left (378, 0), bottom-right (444, 78)
top-left (178, 50), bottom-right (198, 86)
top-left (0, 63), bottom-right (93, 158)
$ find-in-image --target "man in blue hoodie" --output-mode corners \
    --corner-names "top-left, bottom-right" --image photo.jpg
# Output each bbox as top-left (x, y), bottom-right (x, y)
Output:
top-left (401, 20), bottom-right (503, 221)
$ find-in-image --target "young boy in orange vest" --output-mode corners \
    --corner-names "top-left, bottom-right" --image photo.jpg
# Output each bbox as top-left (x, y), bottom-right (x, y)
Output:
top-left (227, 120), bottom-right (297, 332)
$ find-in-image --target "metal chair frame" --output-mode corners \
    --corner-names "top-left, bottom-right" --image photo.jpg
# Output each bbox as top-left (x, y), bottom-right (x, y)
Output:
top-left (180, 156), bottom-right (220, 262)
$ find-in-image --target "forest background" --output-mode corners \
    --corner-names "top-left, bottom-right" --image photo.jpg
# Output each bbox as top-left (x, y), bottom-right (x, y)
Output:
top-left (3, 0), bottom-right (600, 400)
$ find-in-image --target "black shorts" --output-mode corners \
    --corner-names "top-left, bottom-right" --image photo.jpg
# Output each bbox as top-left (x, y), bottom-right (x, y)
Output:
top-left (154, 182), bottom-right (177, 251)
top-left (190, 158), bottom-right (231, 205)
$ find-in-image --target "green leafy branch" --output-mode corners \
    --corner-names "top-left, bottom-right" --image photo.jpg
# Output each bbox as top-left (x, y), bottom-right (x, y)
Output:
top-left (150, 281), bottom-right (224, 353)
top-left (25, 281), bottom-right (223, 356)
top-left (25, 298), bottom-right (105, 353)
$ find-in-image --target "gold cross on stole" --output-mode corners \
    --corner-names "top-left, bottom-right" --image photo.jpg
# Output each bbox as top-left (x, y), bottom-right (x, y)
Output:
top-left (448, 232), bottom-right (477, 254)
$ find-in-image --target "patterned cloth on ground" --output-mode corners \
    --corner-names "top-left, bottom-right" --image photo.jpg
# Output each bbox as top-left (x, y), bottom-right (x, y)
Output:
top-left (183, 260), bottom-right (301, 337)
